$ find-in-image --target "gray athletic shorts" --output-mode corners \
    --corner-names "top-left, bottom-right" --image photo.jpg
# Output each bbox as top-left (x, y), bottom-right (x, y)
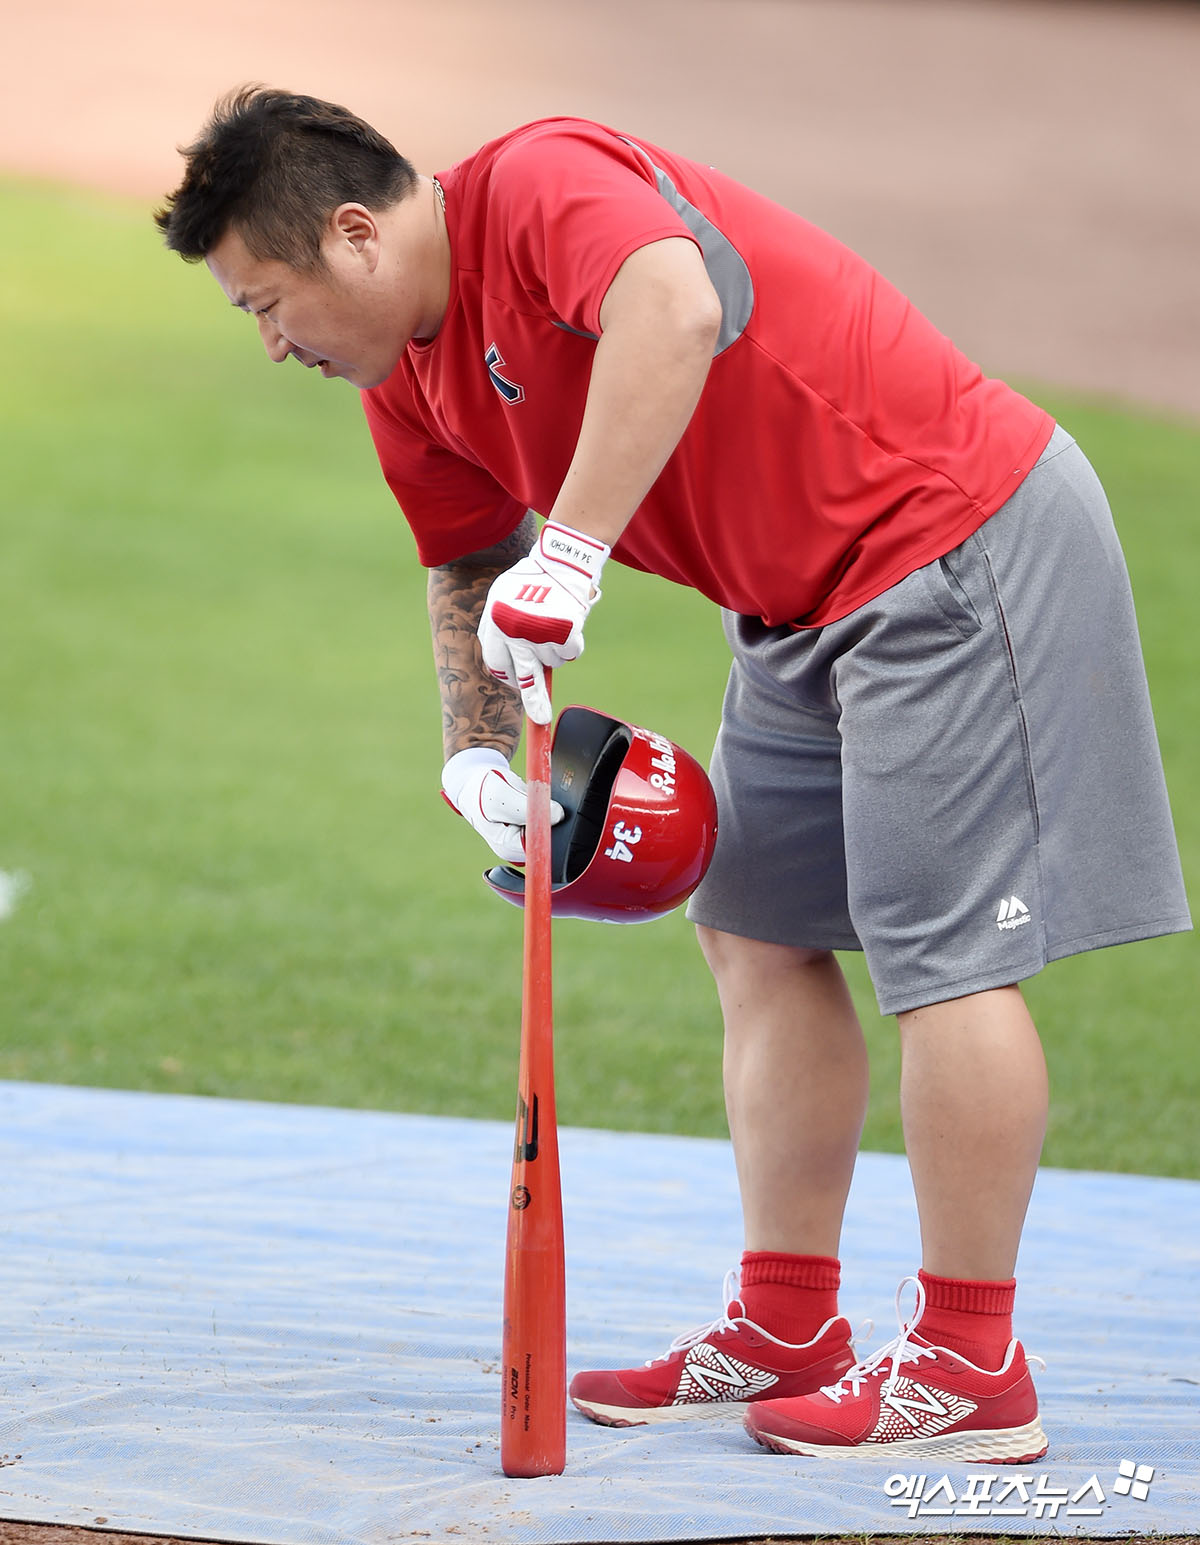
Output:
top-left (686, 425), bottom-right (1192, 1014)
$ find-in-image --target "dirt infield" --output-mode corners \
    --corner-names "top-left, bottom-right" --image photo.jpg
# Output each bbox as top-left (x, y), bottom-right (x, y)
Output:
top-left (4, 0), bottom-right (1199, 420)
top-left (1, 1525), bottom-right (1193, 1545)
top-left (0, 1521), bottom-right (1193, 1545)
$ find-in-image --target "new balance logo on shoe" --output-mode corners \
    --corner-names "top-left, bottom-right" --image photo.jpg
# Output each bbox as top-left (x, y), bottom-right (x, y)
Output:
top-left (996, 895), bottom-right (1031, 931)
top-left (877, 1377), bottom-right (978, 1440)
top-left (673, 1344), bottom-right (780, 1405)
top-left (884, 1380), bottom-right (952, 1425)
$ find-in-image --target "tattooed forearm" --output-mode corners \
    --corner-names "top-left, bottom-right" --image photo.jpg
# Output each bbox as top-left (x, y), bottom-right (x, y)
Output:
top-left (427, 514), bottom-right (538, 760)
top-left (429, 566), bottom-right (522, 758)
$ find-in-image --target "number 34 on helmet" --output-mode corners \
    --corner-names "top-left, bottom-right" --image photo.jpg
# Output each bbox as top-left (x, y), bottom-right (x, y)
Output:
top-left (484, 705), bottom-right (719, 923)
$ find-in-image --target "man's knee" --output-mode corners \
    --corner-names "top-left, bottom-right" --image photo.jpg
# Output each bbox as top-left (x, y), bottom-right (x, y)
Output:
top-left (896, 983), bottom-right (1024, 1032)
top-left (695, 924), bottom-right (833, 988)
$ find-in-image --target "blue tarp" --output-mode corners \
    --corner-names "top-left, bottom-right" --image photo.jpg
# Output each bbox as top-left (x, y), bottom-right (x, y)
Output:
top-left (0, 1080), bottom-right (1196, 1541)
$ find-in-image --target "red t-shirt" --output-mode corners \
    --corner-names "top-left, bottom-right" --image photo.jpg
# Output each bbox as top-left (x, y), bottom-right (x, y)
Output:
top-left (363, 118), bottom-right (1053, 626)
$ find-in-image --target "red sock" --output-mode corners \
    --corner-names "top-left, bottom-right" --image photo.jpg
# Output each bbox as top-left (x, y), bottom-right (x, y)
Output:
top-left (737, 1251), bottom-right (841, 1344)
top-left (917, 1269), bottom-right (1016, 1370)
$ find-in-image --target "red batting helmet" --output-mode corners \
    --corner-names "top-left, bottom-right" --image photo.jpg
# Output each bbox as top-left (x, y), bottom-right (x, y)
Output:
top-left (484, 705), bottom-right (718, 923)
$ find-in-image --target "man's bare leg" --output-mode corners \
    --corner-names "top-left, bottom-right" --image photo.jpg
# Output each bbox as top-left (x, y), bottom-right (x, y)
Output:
top-left (695, 928), bottom-right (869, 1256)
top-left (898, 985), bottom-right (1048, 1281)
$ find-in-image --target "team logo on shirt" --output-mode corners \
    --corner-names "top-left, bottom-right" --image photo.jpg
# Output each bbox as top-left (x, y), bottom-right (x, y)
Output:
top-left (485, 342), bottom-right (525, 405)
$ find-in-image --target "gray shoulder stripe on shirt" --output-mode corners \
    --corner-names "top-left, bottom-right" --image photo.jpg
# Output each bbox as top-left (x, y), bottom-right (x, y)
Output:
top-left (621, 138), bottom-right (754, 356)
top-left (549, 142), bottom-right (755, 354)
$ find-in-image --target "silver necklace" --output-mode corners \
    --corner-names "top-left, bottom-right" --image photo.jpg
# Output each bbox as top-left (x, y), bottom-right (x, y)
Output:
top-left (433, 176), bottom-right (445, 214)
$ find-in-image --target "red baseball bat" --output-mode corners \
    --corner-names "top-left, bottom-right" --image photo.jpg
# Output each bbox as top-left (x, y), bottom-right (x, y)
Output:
top-left (500, 673), bottom-right (566, 1477)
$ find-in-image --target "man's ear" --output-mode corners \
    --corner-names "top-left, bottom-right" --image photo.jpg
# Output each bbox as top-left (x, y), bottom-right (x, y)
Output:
top-left (328, 203), bottom-right (380, 261)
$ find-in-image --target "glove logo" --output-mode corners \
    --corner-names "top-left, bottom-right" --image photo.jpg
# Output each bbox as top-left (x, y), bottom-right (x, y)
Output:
top-left (516, 583), bottom-right (552, 605)
top-left (485, 342), bottom-right (525, 405)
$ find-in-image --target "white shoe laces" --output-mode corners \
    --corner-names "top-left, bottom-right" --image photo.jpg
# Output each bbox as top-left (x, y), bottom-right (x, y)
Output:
top-left (646, 1267), bottom-right (745, 1365)
top-left (819, 1274), bottom-right (936, 1403)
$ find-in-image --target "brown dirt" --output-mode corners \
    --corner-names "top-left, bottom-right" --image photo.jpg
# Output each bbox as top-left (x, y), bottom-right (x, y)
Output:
top-left (1, 3), bottom-right (1196, 1544)
top-left (1, 1524), bottom-right (1192, 1545)
top-left (3, 0), bottom-right (1199, 419)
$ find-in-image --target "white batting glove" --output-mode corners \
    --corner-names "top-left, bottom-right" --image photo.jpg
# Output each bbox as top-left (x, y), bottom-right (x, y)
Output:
top-left (441, 747), bottom-right (565, 865)
top-left (477, 521), bottom-right (610, 724)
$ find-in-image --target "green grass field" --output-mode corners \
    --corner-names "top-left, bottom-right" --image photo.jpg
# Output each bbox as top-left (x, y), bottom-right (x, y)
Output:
top-left (2, 179), bottom-right (1197, 1178)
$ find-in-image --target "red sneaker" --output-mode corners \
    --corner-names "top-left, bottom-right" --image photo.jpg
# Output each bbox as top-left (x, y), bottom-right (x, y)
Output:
top-left (744, 1276), bottom-right (1048, 1463)
top-left (570, 1271), bottom-right (856, 1427)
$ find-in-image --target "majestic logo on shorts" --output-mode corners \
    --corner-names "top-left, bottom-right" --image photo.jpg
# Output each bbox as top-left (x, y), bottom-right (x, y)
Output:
top-left (996, 895), bottom-right (1032, 931)
top-left (672, 1343), bottom-right (779, 1404)
top-left (485, 342), bottom-right (525, 404)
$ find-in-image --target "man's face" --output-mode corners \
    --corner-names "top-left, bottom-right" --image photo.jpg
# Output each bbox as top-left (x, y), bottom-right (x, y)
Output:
top-left (206, 203), bottom-right (432, 390)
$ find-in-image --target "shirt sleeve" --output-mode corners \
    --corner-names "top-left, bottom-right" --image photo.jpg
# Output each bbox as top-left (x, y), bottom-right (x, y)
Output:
top-left (361, 385), bottom-right (527, 567)
top-left (486, 122), bottom-right (702, 337)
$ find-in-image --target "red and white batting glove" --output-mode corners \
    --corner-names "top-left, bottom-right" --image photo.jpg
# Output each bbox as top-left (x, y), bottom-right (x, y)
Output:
top-left (441, 747), bottom-right (565, 864)
top-left (478, 521), bottom-right (610, 724)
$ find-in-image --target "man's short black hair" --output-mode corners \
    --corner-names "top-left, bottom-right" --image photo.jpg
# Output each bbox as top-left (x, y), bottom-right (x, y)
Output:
top-left (154, 86), bottom-right (418, 269)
